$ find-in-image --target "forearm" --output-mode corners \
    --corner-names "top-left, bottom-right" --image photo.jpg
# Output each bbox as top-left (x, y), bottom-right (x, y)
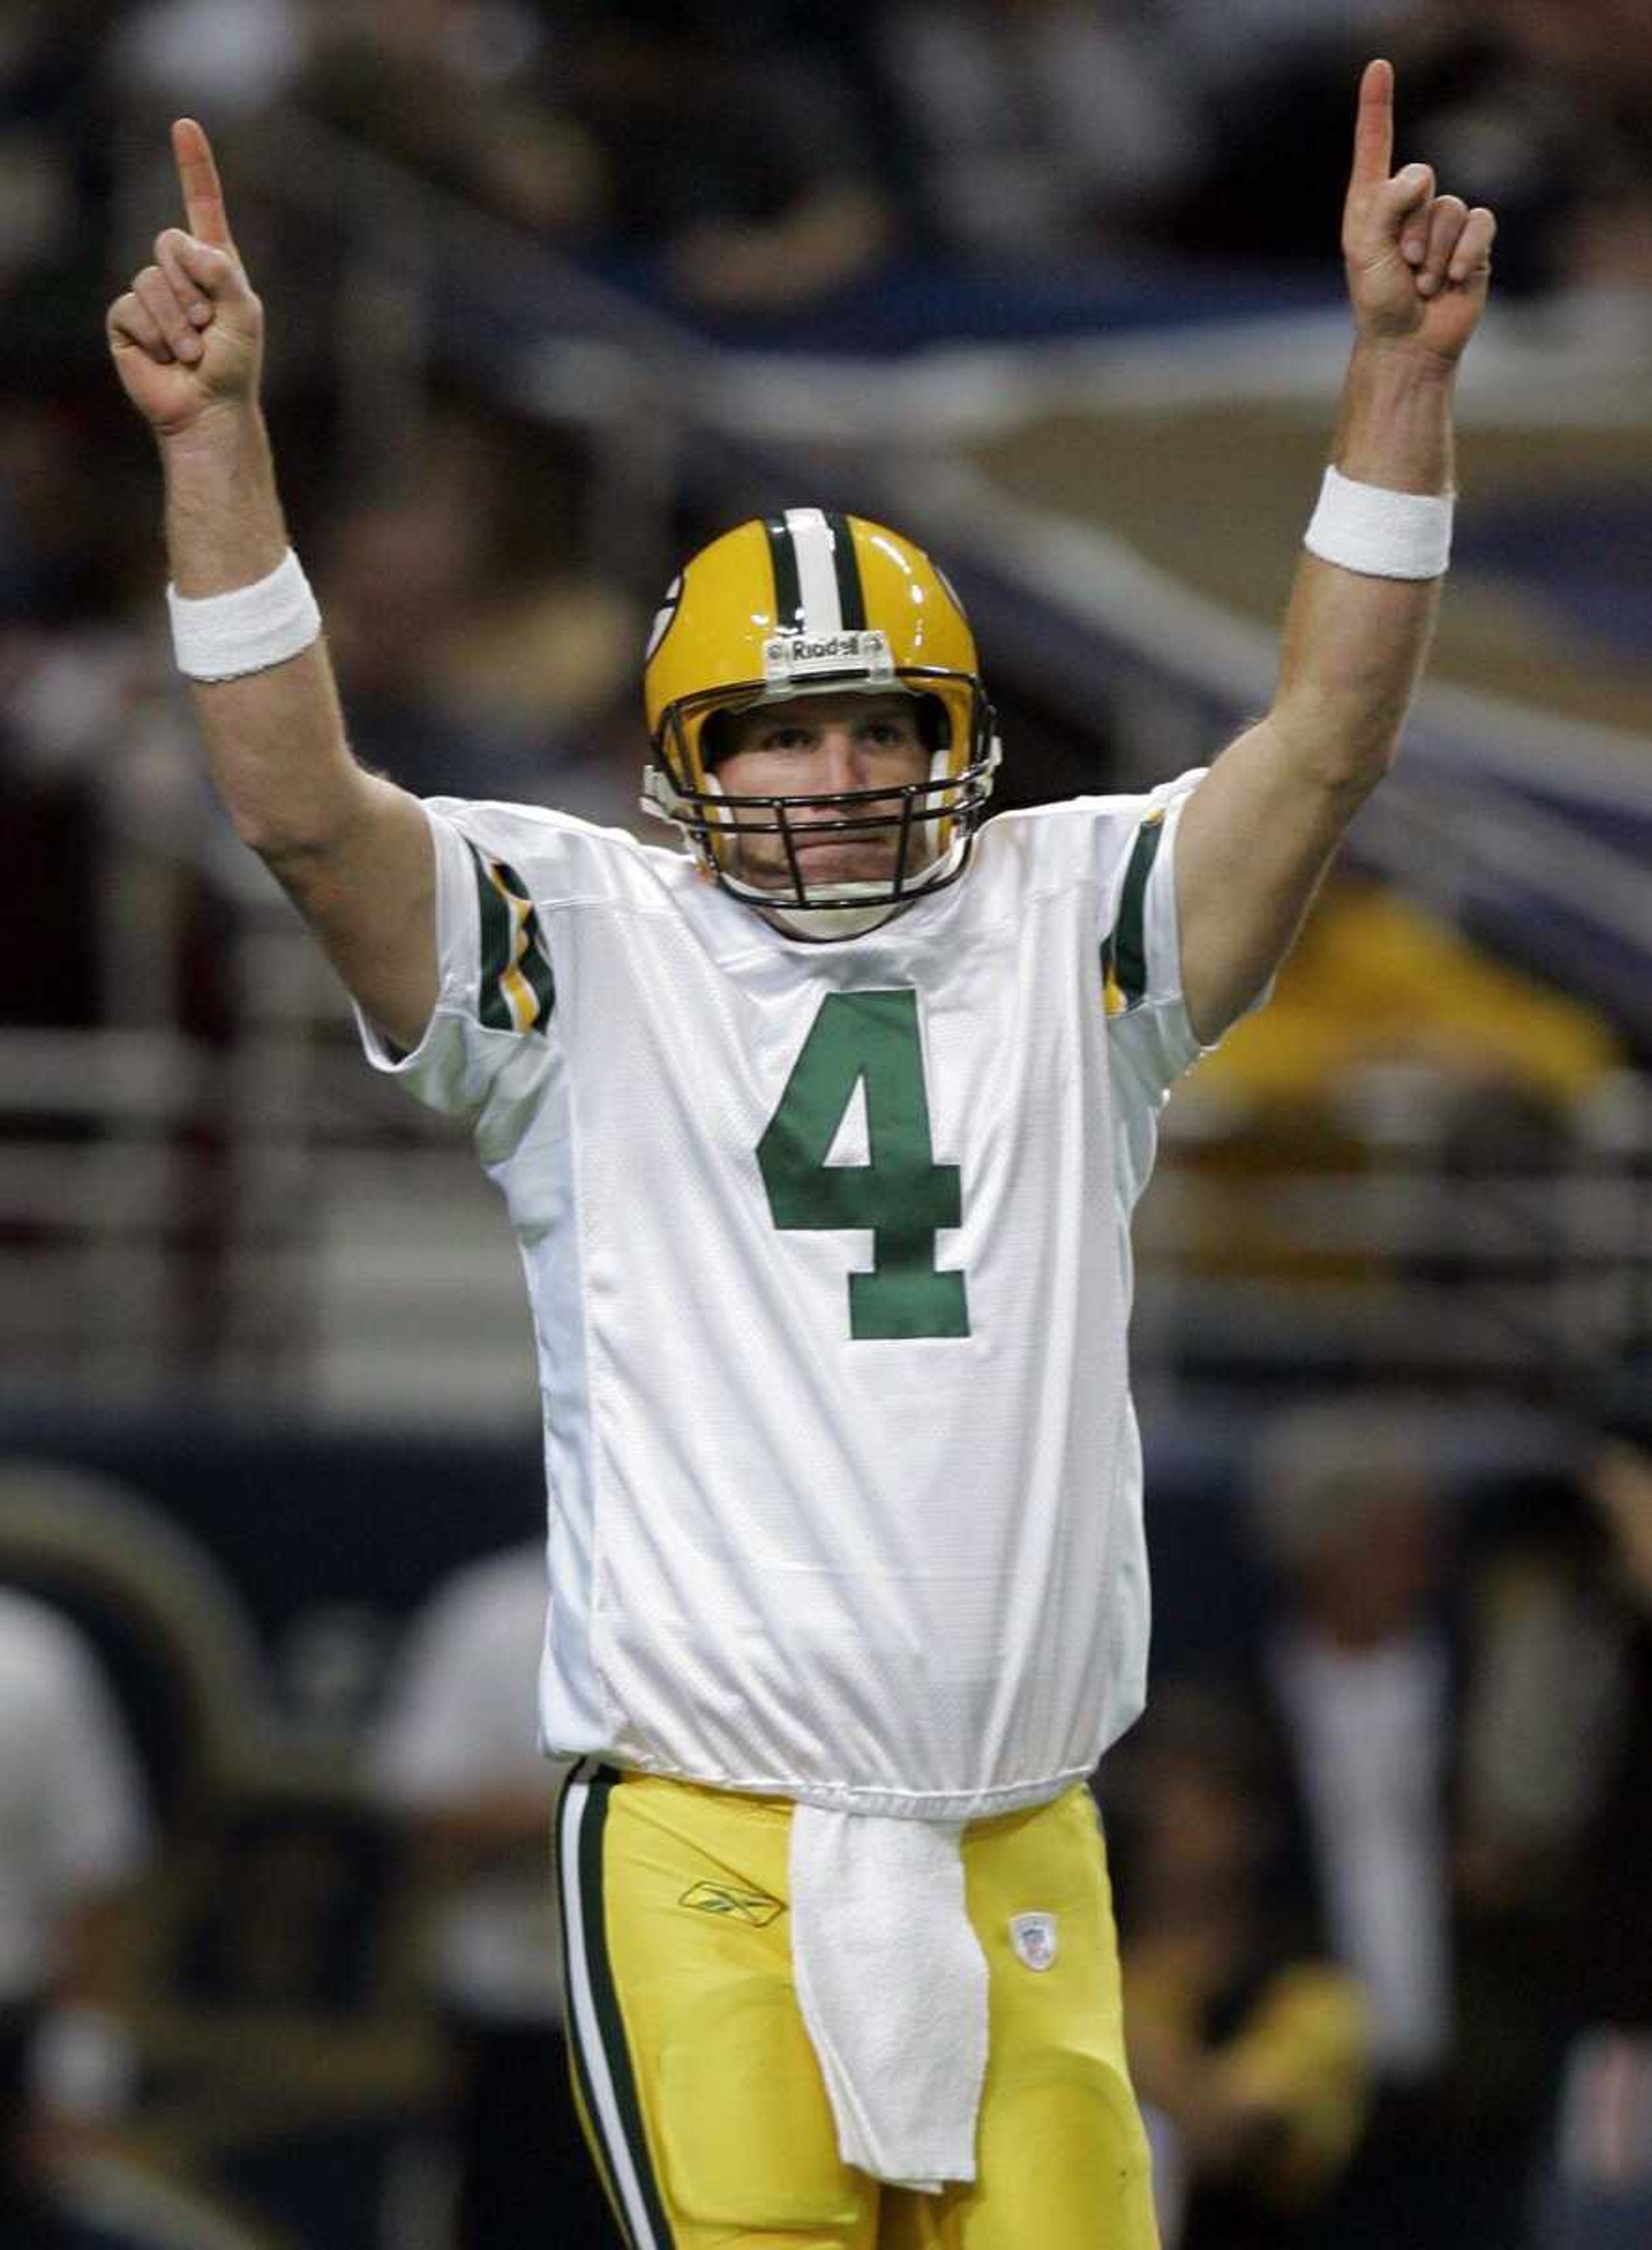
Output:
top-left (160, 406), bottom-right (369, 860)
top-left (1270, 340), bottom-right (1456, 789)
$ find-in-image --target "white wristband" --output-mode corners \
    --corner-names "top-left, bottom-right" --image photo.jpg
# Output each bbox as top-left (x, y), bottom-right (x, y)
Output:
top-left (167, 548), bottom-right (322, 681)
top-left (1304, 464), bottom-right (1453, 580)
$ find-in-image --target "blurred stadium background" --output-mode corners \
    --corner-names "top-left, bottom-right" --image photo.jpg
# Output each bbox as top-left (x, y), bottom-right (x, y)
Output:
top-left (2, 4), bottom-right (1649, 2248)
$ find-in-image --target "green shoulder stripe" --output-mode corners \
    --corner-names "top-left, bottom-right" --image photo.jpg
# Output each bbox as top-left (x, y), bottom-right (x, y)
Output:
top-left (1105, 810), bottom-right (1165, 1014)
top-left (467, 841), bottom-right (555, 1036)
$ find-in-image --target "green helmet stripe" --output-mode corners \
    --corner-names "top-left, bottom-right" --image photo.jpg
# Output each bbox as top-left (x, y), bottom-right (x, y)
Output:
top-left (763, 517), bottom-right (805, 630)
top-left (824, 510), bottom-right (868, 630)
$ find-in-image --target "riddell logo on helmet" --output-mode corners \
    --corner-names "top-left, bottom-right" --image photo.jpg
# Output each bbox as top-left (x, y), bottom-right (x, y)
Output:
top-left (763, 627), bottom-right (894, 683)
top-left (768, 632), bottom-right (875, 663)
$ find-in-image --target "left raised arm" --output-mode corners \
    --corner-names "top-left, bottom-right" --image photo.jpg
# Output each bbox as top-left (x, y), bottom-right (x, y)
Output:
top-left (1175, 58), bottom-right (1496, 1044)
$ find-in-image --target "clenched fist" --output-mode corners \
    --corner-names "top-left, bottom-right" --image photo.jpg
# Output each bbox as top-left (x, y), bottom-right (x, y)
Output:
top-left (107, 119), bottom-right (262, 439)
top-left (1342, 59), bottom-right (1497, 366)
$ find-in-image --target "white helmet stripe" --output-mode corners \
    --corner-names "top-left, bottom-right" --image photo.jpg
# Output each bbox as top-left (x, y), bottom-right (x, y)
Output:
top-left (785, 507), bottom-right (844, 636)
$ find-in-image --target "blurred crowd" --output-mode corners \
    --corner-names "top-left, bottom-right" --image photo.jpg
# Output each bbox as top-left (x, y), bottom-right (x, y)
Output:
top-left (6, 0), bottom-right (1652, 1042)
top-left (1106, 1395), bottom-right (1652, 2250)
top-left (82, 0), bottom-right (1652, 309)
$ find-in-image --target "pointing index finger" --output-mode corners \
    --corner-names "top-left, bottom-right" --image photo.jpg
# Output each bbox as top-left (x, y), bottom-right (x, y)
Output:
top-left (171, 117), bottom-right (236, 252)
top-left (1350, 57), bottom-right (1394, 190)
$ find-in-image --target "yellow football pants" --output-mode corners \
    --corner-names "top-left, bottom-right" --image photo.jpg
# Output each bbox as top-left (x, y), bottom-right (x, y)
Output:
top-left (553, 1762), bottom-right (1160, 2249)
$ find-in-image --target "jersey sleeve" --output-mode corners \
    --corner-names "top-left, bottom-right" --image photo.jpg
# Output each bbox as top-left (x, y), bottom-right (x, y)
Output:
top-left (354, 798), bottom-right (562, 1161)
top-left (1097, 769), bottom-right (1214, 1101)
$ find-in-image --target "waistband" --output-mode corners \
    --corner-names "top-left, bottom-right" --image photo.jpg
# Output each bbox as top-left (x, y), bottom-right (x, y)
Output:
top-left (597, 1761), bottom-right (1089, 1839)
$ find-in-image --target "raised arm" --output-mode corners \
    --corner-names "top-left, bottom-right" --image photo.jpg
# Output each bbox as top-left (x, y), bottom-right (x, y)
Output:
top-left (108, 120), bottom-right (438, 1051)
top-left (1173, 59), bottom-right (1497, 1045)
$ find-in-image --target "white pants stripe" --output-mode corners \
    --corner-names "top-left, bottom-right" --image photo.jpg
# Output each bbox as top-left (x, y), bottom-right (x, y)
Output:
top-left (555, 1759), bottom-right (669, 2250)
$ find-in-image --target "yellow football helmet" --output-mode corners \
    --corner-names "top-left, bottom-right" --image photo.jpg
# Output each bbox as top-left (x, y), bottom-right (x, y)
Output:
top-left (641, 507), bottom-right (999, 935)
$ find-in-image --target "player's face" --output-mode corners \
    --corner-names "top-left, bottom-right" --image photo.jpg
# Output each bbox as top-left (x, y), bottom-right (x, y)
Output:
top-left (710, 694), bottom-right (932, 891)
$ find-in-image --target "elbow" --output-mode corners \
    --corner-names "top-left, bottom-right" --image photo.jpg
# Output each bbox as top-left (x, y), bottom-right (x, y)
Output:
top-left (231, 808), bottom-right (333, 866)
top-left (225, 771), bottom-right (380, 866)
top-left (1266, 698), bottom-right (1405, 801)
top-left (227, 804), bottom-right (289, 858)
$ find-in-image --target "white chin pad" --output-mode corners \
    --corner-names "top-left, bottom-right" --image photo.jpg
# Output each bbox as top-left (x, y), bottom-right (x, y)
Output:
top-left (758, 895), bottom-right (913, 940)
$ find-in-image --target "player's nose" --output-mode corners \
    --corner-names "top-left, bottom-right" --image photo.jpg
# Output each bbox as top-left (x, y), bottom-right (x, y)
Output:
top-left (812, 729), bottom-right (867, 797)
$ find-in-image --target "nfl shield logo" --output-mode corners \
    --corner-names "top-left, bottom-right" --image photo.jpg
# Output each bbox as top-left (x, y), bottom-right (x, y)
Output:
top-left (1009, 1912), bottom-right (1058, 1971)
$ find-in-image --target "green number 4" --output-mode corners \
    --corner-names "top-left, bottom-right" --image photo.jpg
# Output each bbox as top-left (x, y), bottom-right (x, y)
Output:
top-left (757, 989), bottom-right (970, 1341)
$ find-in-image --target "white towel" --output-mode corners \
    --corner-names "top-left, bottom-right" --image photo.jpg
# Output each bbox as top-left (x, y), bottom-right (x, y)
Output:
top-left (789, 1804), bottom-right (989, 2193)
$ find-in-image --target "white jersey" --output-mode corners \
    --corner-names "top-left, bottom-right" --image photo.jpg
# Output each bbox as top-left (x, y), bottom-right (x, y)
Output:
top-left (359, 776), bottom-right (1209, 1819)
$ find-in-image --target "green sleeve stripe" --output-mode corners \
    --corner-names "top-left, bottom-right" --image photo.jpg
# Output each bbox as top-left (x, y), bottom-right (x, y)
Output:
top-left (1108, 811), bottom-right (1165, 1011)
top-left (467, 841), bottom-right (555, 1036)
top-left (471, 842), bottom-right (514, 1029)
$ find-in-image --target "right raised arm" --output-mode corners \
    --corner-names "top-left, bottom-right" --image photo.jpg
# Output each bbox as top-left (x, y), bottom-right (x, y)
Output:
top-left (108, 119), bottom-right (438, 1052)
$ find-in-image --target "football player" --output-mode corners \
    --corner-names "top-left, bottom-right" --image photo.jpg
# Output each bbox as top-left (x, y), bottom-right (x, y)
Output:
top-left (109, 61), bottom-right (1494, 2250)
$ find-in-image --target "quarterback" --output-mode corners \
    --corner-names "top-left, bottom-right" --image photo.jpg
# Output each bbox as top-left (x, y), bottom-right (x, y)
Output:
top-left (110, 62), bottom-right (1495, 2250)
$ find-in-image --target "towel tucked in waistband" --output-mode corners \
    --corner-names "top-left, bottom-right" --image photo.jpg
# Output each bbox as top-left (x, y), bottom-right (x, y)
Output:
top-left (788, 1803), bottom-right (989, 2193)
